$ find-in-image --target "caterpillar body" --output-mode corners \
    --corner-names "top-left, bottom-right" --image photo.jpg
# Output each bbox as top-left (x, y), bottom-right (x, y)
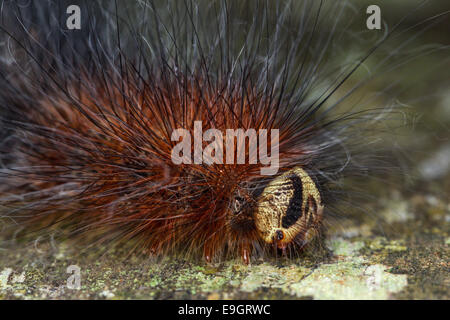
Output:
top-left (0, 0), bottom-right (446, 263)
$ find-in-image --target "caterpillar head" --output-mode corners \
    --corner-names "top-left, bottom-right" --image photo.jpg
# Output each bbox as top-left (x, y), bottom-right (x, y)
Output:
top-left (254, 167), bottom-right (323, 249)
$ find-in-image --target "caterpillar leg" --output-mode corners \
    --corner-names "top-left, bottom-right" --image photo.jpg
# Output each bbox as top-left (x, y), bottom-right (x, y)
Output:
top-left (203, 246), bottom-right (212, 263)
top-left (203, 240), bottom-right (220, 263)
top-left (239, 241), bottom-right (252, 265)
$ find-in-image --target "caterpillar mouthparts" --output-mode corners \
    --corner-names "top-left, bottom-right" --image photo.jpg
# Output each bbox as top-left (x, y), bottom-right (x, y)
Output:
top-left (0, 0), bottom-right (442, 264)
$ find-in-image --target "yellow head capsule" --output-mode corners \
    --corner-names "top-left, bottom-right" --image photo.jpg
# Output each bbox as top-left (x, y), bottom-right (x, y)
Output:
top-left (254, 167), bottom-right (323, 248)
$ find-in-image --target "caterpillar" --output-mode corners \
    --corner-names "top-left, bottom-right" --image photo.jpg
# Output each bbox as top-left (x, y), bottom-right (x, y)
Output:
top-left (0, 0), bottom-right (446, 264)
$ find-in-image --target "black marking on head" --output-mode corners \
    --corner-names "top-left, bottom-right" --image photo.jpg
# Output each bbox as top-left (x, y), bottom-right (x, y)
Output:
top-left (306, 195), bottom-right (317, 226)
top-left (309, 195), bottom-right (317, 214)
top-left (281, 174), bottom-right (303, 228)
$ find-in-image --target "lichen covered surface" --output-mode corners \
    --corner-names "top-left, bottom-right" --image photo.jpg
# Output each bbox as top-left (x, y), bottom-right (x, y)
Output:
top-left (0, 174), bottom-right (448, 300)
top-left (1, 0), bottom-right (449, 301)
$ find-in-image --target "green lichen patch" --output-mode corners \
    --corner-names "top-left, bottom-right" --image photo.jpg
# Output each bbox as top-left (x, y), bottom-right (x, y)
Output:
top-left (289, 260), bottom-right (407, 300)
top-left (327, 238), bottom-right (365, 256)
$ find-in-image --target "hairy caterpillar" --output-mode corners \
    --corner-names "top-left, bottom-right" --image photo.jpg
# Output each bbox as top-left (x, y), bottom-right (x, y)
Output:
top-left (0, 0), bottom-right (447, 264)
